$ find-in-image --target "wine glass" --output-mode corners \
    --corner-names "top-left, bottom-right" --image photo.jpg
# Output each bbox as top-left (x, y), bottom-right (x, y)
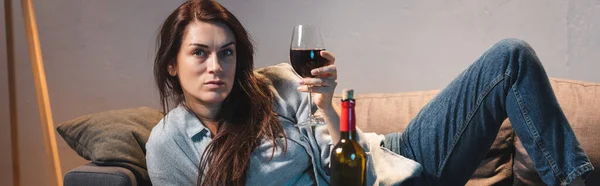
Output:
top-left (290, 24), bottom-right (327, 127)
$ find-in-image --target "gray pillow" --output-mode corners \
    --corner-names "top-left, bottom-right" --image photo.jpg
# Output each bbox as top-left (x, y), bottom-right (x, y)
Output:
top-left (56, 107), bottom-right (163, 186)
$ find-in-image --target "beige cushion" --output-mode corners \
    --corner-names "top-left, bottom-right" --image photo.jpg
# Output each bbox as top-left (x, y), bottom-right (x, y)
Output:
top-left (333, 90), bottom-right (440, 134)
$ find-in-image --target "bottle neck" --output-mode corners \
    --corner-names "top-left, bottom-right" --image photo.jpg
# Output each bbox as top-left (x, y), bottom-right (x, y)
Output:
top-left (340, 99), bottom-right (356, 140)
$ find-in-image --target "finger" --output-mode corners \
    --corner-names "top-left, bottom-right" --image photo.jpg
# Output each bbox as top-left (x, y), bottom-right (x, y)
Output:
top-left (296, 85), bottom-right (336, 93)
top-left (315, 73), bottom-right (335, 79)
top-left (300, 78), bottom-right (336, 87)
top-left (320, 50), bottom-right (335, 65)
top-left (311, 65), bottom-right (337, 79)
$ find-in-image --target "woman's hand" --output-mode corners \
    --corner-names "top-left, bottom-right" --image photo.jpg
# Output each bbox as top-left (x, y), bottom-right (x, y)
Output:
top-left (298, 50), bottom-right (341, 141)
top-left (297, 50), bottom-right (337, 111)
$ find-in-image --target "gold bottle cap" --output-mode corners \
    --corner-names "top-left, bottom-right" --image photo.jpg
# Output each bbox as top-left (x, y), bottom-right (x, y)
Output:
top-left (342, 89), bottom-right (354, 100)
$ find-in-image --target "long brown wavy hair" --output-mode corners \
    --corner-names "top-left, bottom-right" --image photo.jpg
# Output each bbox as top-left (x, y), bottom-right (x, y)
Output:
top-left (153, 0), bottom-right (286, 185)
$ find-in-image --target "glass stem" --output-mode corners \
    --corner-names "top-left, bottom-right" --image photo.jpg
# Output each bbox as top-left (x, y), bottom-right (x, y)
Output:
top-left (308, 86), bottom-right (314, 121)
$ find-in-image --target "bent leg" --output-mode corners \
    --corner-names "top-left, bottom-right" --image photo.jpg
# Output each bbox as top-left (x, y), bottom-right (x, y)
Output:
top-left (384, 38), bottom-right (593, 186)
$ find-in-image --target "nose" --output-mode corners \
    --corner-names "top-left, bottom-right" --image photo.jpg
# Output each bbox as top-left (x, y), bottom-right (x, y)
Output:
top-left (207, 53), bottom-right (222, 74)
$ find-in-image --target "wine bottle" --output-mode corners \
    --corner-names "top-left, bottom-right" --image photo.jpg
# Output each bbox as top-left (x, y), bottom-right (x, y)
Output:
top-left (330, 89), bottom-right (366, 186)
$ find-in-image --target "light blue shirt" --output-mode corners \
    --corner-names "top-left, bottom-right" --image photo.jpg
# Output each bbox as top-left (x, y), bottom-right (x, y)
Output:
top-left (146, 63), bottom-right (422, 186)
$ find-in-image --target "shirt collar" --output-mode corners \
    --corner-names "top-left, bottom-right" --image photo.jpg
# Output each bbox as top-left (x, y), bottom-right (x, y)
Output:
top-left (175, 105), bottom-right (211, 139)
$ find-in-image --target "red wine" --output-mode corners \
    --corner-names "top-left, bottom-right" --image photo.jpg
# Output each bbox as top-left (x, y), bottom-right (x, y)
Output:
top-left (289, 49), bottom-right (327, 77)
top-left (330, 89), bottom-right (366, 186)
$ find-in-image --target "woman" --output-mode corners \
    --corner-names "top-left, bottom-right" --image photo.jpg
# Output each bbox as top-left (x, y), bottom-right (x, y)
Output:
top-left (146, 0), bottom-right (593, 185)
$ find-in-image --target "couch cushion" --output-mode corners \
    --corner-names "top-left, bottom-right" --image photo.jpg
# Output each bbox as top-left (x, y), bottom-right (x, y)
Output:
top-left (333, 90), bottom-right (440, 134)
top-left (513, 78), bottom-right (600, 185)
top-left (56, 107), bottom-right (163, 186)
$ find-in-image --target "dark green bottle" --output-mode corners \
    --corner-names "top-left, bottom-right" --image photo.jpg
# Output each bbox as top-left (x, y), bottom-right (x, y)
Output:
top-left (330, 89), bottom-right (366, 186)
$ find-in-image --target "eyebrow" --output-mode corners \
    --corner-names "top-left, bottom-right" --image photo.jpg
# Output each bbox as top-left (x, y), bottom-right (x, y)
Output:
top-left (189, 41), bottom-right (235, 49)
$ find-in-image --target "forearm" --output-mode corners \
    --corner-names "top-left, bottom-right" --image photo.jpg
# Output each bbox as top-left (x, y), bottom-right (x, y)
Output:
top-left (320, 105), bottom-right (341, 143)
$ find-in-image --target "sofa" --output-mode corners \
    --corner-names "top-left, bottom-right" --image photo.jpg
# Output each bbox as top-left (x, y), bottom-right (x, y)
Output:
top-left (61, 78), bottom-right (599, 185)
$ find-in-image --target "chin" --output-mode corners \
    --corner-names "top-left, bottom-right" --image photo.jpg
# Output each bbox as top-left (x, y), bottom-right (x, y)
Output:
top-left (199, 92), bottom-right (229, 104)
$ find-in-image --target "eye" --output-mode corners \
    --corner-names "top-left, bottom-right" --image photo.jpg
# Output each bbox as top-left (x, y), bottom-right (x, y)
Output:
top-left (192, 49), bottom-right (206, 57)
top-left (221, 49), bottom-right (234, 56)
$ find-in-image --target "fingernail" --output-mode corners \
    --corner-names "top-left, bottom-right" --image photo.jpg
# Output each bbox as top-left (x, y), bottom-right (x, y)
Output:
top-left (297, 86), bottom-right (302, 90)
top-left (311, 70), bottom-right (317, 75)
top-left (299, 80), bottom-right (304, 84)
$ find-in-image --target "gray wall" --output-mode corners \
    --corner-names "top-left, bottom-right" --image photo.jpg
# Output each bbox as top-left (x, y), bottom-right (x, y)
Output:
top-left (218, 0), bottom-right (600, 93)
top-left (1, 0), bottom-right (598, 185)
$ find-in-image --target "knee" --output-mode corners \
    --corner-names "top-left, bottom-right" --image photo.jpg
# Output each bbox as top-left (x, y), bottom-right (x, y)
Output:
top-left (491, 38), bottom-right (536, 57)
top-left (487, 38), bottom-right (542, 71)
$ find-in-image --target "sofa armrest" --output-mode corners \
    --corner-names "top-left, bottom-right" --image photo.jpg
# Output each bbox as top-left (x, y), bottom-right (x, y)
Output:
top-left (64, 163), bottom-right (137, 186)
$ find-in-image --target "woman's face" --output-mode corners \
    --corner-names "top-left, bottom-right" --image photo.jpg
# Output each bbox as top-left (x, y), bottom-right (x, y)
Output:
top-left (170, 20), bottom-right (237, 107)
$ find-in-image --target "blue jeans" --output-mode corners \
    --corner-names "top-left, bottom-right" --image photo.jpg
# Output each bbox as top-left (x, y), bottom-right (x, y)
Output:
top-left (383, 38), bottom-right (594, 186)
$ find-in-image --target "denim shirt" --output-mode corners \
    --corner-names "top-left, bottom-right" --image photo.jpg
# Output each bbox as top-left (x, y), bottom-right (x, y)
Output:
top-left (146, 63), bottom-right (422, 186)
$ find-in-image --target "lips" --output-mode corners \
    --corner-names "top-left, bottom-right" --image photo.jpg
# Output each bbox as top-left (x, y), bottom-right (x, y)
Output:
top-left (204, 79), bottom-right (225, 88)
top-left (205, 80), bottom-right (224, 85)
